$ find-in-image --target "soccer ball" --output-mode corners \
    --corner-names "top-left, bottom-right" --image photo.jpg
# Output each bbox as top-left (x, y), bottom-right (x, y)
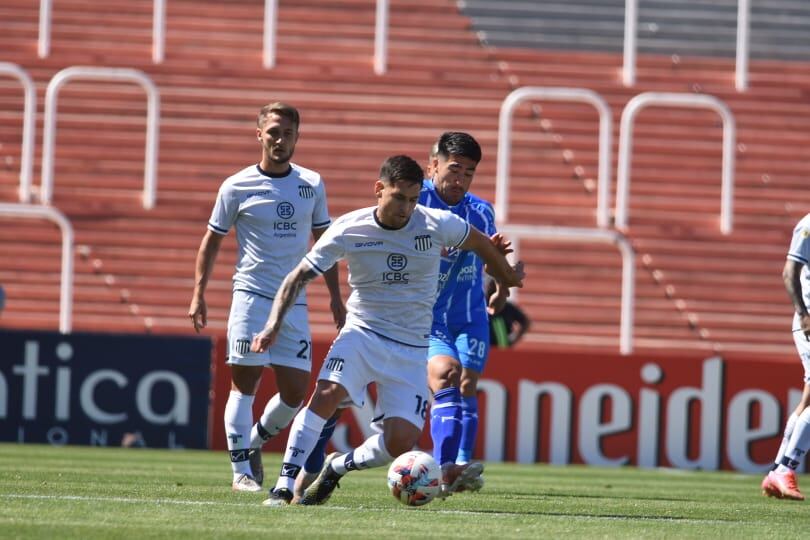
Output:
top-left (386, 450), bottom-right (441, 506)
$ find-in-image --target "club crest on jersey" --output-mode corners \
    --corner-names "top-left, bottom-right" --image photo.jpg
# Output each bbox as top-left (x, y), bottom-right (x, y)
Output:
top-left (414, 234), bottom-right (432, 251)
top-left (277, 202), bottom-right (295, 219)
top-left (298, 185), bottom-right (315, 199)
top-left (383, 253), bottom-right (409, 284)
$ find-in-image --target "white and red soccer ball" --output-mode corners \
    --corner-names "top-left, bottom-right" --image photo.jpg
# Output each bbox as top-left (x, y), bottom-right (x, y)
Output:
top-left (387, 450), bottom-right (441, 506)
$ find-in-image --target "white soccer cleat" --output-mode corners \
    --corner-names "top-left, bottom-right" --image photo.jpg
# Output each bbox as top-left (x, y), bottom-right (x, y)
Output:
top-left (438, 462), bottom-right (484, 498)
top-left (232, 473), bottom-right (263, 493)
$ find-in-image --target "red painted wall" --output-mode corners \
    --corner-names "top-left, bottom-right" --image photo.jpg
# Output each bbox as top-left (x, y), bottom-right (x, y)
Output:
top-left (209, 338), bottom-right (800, 473)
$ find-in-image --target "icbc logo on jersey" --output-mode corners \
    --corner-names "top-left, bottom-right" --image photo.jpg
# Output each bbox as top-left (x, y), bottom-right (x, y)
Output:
top-left (0, 329), bottom-right (211, 448)
top-left (382, 253), bottom-right (409, 284)
top-left (274, 201), bottom-right (297, 231)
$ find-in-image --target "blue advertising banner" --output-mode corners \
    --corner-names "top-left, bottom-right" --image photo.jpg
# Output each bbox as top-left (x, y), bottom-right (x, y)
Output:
top-left (0, 329), bottom-right (211, 449)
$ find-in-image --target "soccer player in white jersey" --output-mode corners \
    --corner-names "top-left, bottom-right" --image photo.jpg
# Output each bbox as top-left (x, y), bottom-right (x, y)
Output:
top-left (250, 155), bottom-right (524, 506)
top-left (188, 102), bottom-right (345, 493)
top-left (761, 213), bottom-right (810, 501)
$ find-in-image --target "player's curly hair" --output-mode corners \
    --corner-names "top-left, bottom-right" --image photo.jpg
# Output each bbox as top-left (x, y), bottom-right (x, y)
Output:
top-left (257, 102), bottom-right (300, 129)
top-left (379, 155), bottom-right (424, 186)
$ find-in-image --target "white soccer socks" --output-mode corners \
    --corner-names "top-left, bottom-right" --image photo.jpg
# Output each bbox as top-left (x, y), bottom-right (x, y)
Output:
top-left (224, 391), bottom-right (255, 478)
top-left (250, 393), bottom-right (300, 448)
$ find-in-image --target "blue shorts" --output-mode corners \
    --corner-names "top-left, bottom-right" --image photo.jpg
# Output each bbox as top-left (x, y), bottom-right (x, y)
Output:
top-left (429, 317), bottom-right (490, 373)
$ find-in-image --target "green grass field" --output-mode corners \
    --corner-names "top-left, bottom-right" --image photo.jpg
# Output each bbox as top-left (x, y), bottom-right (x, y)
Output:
top-left (1, 444), bottom-right (808, 539)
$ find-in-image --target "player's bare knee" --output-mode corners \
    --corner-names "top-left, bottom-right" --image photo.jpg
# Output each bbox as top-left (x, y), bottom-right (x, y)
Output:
top-left (308, 381), bottom-right (347, 416)
top-left (229, 365), bottom-right (263, 395)
top-left (428, 356), bottom-right (461, 390)
top-left (277, 386), bottom-right (306, 408)
top-left (383, 431), bottom-right (419, 458)
top-left (459, 379), bottom-right (477, 396)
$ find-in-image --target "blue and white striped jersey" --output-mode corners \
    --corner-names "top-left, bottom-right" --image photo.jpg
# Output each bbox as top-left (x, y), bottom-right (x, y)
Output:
top-left (419, 180), bottom-right (497, 325)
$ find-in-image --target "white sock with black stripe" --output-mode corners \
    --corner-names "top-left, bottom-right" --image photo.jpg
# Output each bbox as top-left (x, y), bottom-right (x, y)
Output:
top-left (224, 390), bottom-right (254, 479)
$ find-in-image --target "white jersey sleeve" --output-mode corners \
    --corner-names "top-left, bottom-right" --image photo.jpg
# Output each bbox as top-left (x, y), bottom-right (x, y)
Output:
top-left (788, 214), bottom-right (810, 319)
top-left (304, 215), bottom-right (347, 275)
top-left (312, 178), bottom-right (332, 230)
top-left (437, 210), bottom-right (471, 249)
top-left (207, 182), bottom-right (238, 235)
top-left (788, 214), bottom-right (810, 265)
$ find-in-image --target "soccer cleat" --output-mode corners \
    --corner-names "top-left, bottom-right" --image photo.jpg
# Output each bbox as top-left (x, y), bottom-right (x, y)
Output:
top-left (231, 473), bottom-right (263, 493)
top-left (248, 448), bottom-right (264, 486)
top-left (262, 487), bottom-right (294, 506)
top-left (438, 462), bottom-right (484, 498)
top-left (458, 472), bottom-right (485, 493)
top-left (299, 452), bottom-right (343, 505)
top-left (761, 470), bottom-right (805, 500)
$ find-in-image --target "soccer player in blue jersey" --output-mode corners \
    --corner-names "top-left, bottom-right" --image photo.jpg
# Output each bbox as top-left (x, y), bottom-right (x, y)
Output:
top-left (421, 132), bottom-right (516, 495)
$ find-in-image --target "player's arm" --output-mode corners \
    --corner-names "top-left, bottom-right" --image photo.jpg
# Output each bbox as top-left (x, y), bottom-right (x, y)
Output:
top-left (483, 232), bottom-right (513, 314)
top-left (252, 260), bottom-right (319, 352)
top-left (313, 226), bottom-right (346, 329)
top-left (188, 230), bottom-right (225, 333)
top-left (459, 227), bottom-right (524, 289)
top-left (783, 258), bottom-right (810, 339)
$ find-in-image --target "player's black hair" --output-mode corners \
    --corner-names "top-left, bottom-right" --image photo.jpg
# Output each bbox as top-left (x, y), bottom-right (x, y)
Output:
top-left (379, 155), bottom-right (424, 186)
top-left (257, 102), bottom-right (300, 129)
top-left (435, 131), bottom-right (482, 163)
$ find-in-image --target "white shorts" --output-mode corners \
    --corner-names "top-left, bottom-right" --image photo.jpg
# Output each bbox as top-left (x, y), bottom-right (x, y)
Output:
top-left (792, 325), bottom-right (810, 383)
top-left (226, 289), bottom-right (311, 371)
top-left (318, 324), bottom-right (430, 430)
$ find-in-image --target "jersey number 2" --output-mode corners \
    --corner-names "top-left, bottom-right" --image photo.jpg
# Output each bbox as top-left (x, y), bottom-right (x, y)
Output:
top-left (296, 340), bottom-right (311, 360)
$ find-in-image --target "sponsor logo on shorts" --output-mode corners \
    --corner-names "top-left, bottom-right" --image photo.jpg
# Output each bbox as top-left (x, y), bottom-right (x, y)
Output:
top-left (414, 234), bottom-right (432, 251)
top-left (234, 340), bottom-right (251, 355)
top-left (325, 357), bottom-right (344, 372)
top-left (298, 185), bottom-right (315, 199)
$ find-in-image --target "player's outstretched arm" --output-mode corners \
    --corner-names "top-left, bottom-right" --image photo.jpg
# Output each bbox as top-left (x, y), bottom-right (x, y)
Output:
top-left (783, 259), bottom-right (810, 339)
top-left (251, 260), bottom-right (319, 352)
top-left (460, 227), bottom-right (524, 289)
top-left (188, 230), bottom-right (224, 333)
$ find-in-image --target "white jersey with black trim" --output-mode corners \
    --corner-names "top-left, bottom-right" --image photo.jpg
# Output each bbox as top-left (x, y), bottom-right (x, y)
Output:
top-left (207, 163), bottom-right (331, 301)
top-left (304, 205), bottom-right (471, 347)
top-left (788, 213), bottom-right (810, 325)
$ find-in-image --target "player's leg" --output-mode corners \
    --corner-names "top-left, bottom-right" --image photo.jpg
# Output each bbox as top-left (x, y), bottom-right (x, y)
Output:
top-left (427, 330), bottom-right (464, 474)
top-left (455, 326), bottom-right (489, 467)
top-left (300, 334), bottom-right (426, 505)
top-left (265, 326), bottom-right (369, 506)
top-left (763, 336), bottom-right (810, 500)
top-left (248, 306), bottom-right (312, 484)
top-left (224, 291), bottom-right (267, 492)
top-left (294, 409), bottom-right (342, 497)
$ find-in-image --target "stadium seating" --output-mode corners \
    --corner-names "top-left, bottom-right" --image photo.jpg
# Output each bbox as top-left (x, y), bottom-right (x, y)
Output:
top-left (0, 0), bottom-right (808, 356)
